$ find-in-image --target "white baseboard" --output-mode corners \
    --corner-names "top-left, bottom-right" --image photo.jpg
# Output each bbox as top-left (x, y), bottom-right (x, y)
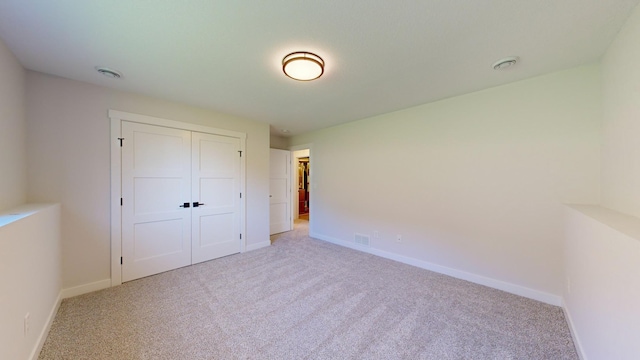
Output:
top-left (29, 292), bottom-right (62, 360)
top-left (29, 278), bottom-right (112, 360)
top-left (562, 299), bottom-right (587, 360)
top-left (245, 240), bottom-right (271, 252)
top-left (310, 231), bottom-right (562, 306)
top-left (61, 279), bottom-right (111, 299)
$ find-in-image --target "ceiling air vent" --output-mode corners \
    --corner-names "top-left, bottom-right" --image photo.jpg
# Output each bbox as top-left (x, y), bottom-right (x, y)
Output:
top-left (95, 66), bottom-right (122, 79)
top-left (492, 57), bottom-right (519, 70)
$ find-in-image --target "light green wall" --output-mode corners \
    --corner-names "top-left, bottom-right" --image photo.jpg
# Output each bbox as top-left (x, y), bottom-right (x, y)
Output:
top-left (26, 71), bottom-right (271, 288)
top-left (290, 65), bottom-right (602, 297)
top-left (0, 37), bottom-right (26, 211)
top-left (601, 3), bottom-right (640, 218)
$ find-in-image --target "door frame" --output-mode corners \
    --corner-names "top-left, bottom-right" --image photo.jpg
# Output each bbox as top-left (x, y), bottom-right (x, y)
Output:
top-left (289, 143), bottom-right (313, 231)
top-left (109, 110), bottom-right (246, 286)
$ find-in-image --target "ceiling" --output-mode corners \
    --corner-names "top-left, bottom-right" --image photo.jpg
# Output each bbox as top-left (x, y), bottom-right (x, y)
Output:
top-left (0, 1), bottom-right (638, 136)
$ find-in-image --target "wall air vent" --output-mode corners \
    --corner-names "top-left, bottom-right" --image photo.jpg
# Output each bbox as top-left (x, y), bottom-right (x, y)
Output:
top-left (354, 233), bottom-right (370, 246)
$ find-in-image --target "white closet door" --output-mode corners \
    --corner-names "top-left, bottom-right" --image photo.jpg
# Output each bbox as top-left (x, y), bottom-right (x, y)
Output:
top-left (269, 149), bottom-right (291, 235)
top-left (191, 132), bottom-right (241, 264)
top-left (121, 121), bottom-right (192, 282)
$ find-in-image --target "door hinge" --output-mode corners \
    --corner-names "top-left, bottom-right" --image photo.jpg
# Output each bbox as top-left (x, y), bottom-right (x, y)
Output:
top-left (240, 193), bottom-right (242, 198)
top-left (120, 257), bottom-right (123, 265)
top-left (120, 198), bottom-right (123, 206)
top-left (238, 150), bottom-right (242, 157)
top-left (240, 233), bottom-right (242, 239)
top-left (118, 138), bottom-right (124, 147)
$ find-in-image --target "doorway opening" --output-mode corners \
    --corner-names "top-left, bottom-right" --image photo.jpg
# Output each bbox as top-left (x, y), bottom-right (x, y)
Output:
top-left (291, 148), bottom-right (310, 227)
top-left (297, 157), bottom-right (309, 221)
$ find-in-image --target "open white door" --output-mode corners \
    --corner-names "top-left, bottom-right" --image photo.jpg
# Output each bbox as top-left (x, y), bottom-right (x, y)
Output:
top-left (270, 149), bottom-right (291, 235)
top-left (191, 132), bottom-right (241, 264)
top-left (121, 121), bottom-right (192, 282)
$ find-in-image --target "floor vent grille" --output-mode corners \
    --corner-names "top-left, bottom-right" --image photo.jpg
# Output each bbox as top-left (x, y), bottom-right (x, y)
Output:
top-left (354, 233), bottom-right (370, 246)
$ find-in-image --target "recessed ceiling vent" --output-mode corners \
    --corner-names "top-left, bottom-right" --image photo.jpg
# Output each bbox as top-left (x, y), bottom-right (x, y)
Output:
top-left (492, 57), bottom-right (519, 70)
top-left (95, 66), bottom-right (122, 79)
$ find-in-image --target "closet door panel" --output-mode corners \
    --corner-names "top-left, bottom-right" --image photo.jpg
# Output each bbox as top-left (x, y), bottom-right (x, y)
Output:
top-left (121, 121), bottom-right (192, 282)
top-left (192, 132), bottom-right (241, 264)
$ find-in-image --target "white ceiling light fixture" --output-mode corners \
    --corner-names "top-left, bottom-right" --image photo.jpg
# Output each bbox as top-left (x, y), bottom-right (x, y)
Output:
top-left (95, 66), bottom-right (123, 78)
top-left (282, 52), bottom-right (324, 81)
top-left (492, 57), bottom-right (519, 70)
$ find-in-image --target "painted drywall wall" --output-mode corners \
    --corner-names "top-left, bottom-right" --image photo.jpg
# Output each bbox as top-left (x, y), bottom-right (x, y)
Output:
top-left (601, 3), bottom-right (640, 218)
top-left (270, 134), bottom-right (289, 150)
top-left (26, 71), bottom-right (270, 289)
top-left (0, 204), bottom-right (61, 360)
top-left (290, 65), bottom-right (601, 298)
top-left (562, 8), bottom-right (640, 359)
top-left (0, 37), bottom-right (26, 211)
top-left (563, 205), bottom-right (640, 360)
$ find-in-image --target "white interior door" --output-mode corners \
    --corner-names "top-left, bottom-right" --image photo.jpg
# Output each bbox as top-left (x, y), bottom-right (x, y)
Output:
top-left (121, 121), bottom-right (192, 282)
top-left (270, 149), bottom-right (291, 235)
top-left (192, 132), bottom-right (241, 264)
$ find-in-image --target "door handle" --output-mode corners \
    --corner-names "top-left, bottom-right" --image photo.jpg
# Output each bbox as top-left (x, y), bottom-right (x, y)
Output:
top-left (193, 202), bottom-right (205, 207)
top-left (179, 202), bottom-right (190, 208)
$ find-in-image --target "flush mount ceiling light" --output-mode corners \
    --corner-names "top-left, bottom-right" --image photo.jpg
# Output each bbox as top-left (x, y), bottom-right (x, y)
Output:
top-left (492, 57), bottom-right (519, 70)
top-left (95, 66), bottom-right (122, 79)
top-left (282, 52), bottom-right (324, 81)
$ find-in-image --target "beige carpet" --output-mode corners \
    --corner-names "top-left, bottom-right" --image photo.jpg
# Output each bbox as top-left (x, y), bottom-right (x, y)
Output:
top-left (39, 220), bottom-right (577, 359)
